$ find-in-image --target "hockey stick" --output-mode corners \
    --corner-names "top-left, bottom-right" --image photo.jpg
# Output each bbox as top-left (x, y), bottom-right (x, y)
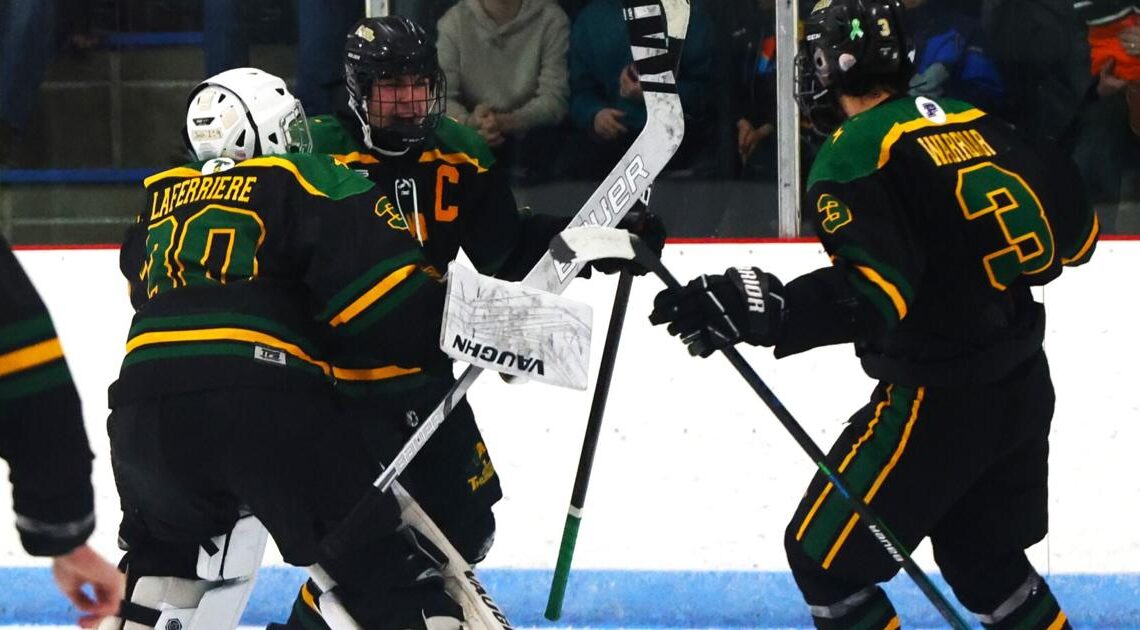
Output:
top-left (549, 227), bottom-right (972, 630)
top-left (308, 0), bottom-right (689, 611)
top-left (361, 0), bottom-right (685, 508)
top-left (545, 267), bottom-right (635, 620)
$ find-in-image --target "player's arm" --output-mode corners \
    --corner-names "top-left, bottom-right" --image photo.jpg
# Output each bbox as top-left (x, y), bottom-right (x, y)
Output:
top-left (298, 185), bottom-right (448, 376)
top-left (777, 175), bottom-right (924, 357)
top-left (1043, 144), bottom-right (1099, 269)
top-left (456, 163), bottom-right (569, 281)
top-left (0, 236), bottom-right (96, 558)
top-left (650, 174), bottom-right (920, 359)
top-left (765, 174), bottom-right (924, 357)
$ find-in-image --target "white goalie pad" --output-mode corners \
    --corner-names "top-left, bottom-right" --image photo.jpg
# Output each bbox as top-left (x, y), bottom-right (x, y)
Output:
top-left (440, 262), bottom-right (593, 390)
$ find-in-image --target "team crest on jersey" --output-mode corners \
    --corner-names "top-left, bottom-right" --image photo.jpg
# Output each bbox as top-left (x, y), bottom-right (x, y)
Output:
top-left (915, 96), bottom-right (947, 124)
top-left (374, 196), bottom-right (408, 230)
top-left (201, 157), bottom-right (236, 174)
top-left (812, 0), bottom-right (832, 12)
top-left (817, 193), bottom-right (853, 234)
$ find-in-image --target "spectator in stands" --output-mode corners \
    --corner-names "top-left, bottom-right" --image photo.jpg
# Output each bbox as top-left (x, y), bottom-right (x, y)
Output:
top-left (708, 0), bottom-right (777, 179)
top-left (561, 0), bottom-right (716, 179)
top-left (980, 0), bottom-right (1091, 146)
top-left (0, 0), bottom-right (95, 166)
top-left (436, 0), bottom-right (570, 179)
top-left (1071, 1), bottom-right (1140, 232)
top-left (904, 0), bottom-right (1006, 114)
top-left (203, 0), bottom-right (360, 115)
top-left (405, 0), bottom-right (462, 43)
top-left (1080, 1), bottom-right (1140, 132)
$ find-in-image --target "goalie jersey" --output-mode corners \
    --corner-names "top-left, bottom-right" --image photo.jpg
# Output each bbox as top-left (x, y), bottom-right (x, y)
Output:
top-left (789, 96), bottom-right (1098, 386)
top-left (115, 154), bottom-right (449, 403)
top-left (309, 114), bottom-right (568, 281)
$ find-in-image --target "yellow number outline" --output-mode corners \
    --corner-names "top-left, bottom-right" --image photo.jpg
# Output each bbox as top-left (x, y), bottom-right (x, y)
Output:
top-left (954, 161), bottom-right (1055, 290)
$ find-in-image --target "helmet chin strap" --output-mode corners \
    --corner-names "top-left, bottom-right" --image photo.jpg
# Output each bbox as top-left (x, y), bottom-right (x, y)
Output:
top-left (352, 103), bottom-right (421, 156)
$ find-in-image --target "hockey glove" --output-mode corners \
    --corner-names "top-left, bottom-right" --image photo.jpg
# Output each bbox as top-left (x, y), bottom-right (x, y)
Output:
top-left (590, 209), bottom-right (667, 276)
top-left (649, 266), bottom-right (787, 357)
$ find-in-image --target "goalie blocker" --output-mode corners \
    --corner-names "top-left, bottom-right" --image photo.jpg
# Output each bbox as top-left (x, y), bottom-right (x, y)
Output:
top-left (441, 262), bottom-right (593, 390)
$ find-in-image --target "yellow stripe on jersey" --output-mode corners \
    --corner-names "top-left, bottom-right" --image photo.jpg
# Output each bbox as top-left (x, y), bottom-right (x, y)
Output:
top-left (885, 616), bottom-right (902, 630)
top-left (126, 328), bottom-right (332, 375)
top-left (300, 582), bottom-right (320, 613)
top-left (418, 148), bottom-right (488, 173)
top-left (328, 264), bottom-right (418, 327)
top-left (822, 387), bottom-right (924, 569)
top-left (796, 388), bottom-right (896, 541)
top-left (331, 364), bottom-right (422, 381)
top-left (144, 158), bottom-right (330, 198)
top-left (0, 338), bottom-right (64, 378)
top-left (853, 264), bottom-right (908, 320)
top-left (1062, 213), bottom-right (1100, 265)
top-left (877, 109), bottom-right (987, 168)
top-left (239, 157), bottom-right (328, 197)
top-left (143, 167), bottom-right (203, 189)
top-left (1046, 612), bottom-right (1068, 630)
top-left (331, 151), bottom-right (380, 165)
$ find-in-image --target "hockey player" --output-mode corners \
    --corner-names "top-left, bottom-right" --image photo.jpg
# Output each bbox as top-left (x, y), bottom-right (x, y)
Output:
top-left (0, 236), bottom-right (124, 627)
top-left (279, 15), bottom-right (664, 629)
top-left (104, 68), bottom-right (467, 629)
top-left (649, 1), bottom-right (1098, 628)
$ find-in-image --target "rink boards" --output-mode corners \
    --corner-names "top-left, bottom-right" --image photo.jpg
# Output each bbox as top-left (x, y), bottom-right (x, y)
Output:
top-left (2, 242), bottom-right (1138, 626)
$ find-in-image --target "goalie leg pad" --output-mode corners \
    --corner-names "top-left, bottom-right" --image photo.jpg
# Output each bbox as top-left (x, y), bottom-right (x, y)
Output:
top-left (99, 516), bottom-right (266, 630)
top-left (99, 574), bottom-right (259, 630)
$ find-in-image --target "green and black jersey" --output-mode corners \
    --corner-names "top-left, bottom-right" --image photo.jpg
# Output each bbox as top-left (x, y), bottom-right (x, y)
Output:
top-left (310, 114), bottom-right (568, 281)
top-left (0, 236), bottom-right (95, 556)
top-left (786, 96), bottom-right (1098, 386)
top-left (116, 153), bottom-right (449, 403)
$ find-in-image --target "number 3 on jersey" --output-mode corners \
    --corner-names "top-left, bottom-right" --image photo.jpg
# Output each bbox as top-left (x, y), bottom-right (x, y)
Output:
top-left (143, 205), bottom-right (266, 297)
top-left (955, 162), bottom-right (1054, 291)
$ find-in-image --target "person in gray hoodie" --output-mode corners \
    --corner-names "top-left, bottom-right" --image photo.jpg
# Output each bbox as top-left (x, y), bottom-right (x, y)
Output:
top-left (436, 0), bottom-right (570, 174)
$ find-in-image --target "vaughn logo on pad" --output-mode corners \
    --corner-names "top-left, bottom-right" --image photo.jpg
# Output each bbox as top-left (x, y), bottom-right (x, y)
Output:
top-left (440, 262), bottom-right (592, 390)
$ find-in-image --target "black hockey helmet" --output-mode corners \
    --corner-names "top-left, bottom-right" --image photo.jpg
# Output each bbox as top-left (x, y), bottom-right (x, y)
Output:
top-left (795, 0), bottom-right (913, 131)
top-left (344, 16), bottom-right (446, 152)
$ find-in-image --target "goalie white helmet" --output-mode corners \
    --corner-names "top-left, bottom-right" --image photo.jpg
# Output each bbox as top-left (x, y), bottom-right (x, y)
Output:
top-left (185, 67), bottom-right (311, 161)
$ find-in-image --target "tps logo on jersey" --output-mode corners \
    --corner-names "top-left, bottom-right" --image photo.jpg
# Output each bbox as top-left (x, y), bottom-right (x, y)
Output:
top-left (200, 157), bottom-right (235, 174)
top-left (915, 96), bottom-right (947, 124)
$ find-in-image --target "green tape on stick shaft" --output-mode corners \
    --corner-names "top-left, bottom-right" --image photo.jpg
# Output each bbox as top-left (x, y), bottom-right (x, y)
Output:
top-left (545, 512), bottom-right (582, 620)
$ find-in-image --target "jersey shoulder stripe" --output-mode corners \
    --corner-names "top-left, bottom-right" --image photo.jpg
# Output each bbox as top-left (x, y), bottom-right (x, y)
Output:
top-left (434, 116), bottom-right (496, 169)
top-left (143, 154), bottom-right (373, 200)
top-left (808, 98), bottom-right (983, 188)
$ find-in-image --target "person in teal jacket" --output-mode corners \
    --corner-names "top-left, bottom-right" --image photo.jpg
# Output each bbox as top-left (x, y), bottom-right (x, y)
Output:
top-left (562, 0), bottom-right (716, 177)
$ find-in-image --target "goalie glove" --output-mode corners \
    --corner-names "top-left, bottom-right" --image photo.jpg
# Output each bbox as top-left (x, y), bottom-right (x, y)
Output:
top-left (649, 266), bottom-right (787, 357)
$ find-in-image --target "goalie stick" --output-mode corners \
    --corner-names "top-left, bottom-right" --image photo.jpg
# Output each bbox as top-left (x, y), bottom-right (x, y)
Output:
top-left (308, 0), bottom-right (690, 616)
top-left (549, 227), bottom-right (973, 630)
top-left (363, 0), bottom-right (686, 500)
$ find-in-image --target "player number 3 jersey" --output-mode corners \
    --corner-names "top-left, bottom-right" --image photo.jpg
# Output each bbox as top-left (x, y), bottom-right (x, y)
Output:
top-left (805, 96), bottom-right (1098, 385)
